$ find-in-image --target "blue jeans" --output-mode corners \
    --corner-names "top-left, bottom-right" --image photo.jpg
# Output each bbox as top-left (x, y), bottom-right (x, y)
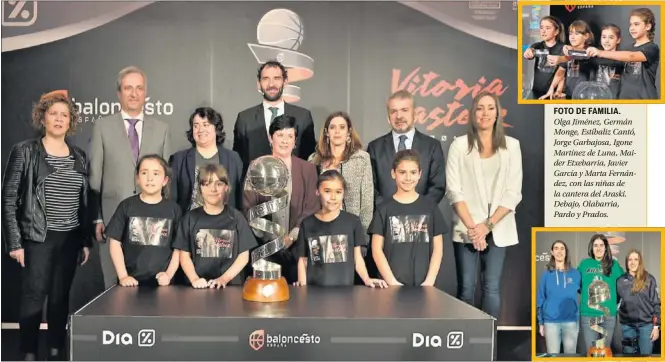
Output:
top-left (621, 323), bottom-right (654, 355)
top-left (581, 315), bottom-right (616, 355)
top-left (544, 321), bottom-right (579, 354)
top-left (453, 236), bottom-right (507, 319)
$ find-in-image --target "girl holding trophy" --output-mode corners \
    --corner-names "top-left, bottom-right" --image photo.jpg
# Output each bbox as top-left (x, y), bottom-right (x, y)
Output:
top-left (578, 234), bottom-right (624, 356)
top-left (593, 24), bottom-right (624, 99)
top-left (523, 16), bottom-right (566, 99)
top-left (617, 249), bottom-right (661, 356)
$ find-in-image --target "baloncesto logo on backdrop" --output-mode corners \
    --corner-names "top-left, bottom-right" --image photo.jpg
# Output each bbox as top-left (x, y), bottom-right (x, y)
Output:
top-left (248, 329), bottom-right (321, 351)
top-left (71, 96), bottom-right (175, 123)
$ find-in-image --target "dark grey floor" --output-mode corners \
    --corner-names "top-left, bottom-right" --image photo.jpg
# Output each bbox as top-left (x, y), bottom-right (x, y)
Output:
top-left (1, 329), bottom-right (531, 361)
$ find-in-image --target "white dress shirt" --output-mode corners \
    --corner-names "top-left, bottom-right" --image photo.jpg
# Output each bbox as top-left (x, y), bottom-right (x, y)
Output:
top-left (392, 127), bottom-right (416, 151)
top-left (120, 110), bottom-right (144, 148)
top-left (263, 101), bottom-right (285, 134)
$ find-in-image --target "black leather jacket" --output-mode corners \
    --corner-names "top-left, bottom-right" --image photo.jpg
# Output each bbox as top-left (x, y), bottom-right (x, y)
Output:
top-left (1, 138), bottom-right (94, 252)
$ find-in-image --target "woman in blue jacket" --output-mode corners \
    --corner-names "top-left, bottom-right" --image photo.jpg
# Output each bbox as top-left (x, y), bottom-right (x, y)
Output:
top-left (536, 240), bottom-right (582, 354)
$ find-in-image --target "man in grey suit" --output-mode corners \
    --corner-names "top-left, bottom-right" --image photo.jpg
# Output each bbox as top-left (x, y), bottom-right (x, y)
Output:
top-left (89, 66), bottom-right (172, 288)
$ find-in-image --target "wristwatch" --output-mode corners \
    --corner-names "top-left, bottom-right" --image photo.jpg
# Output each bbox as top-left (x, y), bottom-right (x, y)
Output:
top-left (485, 219), bottom-right (495, 231)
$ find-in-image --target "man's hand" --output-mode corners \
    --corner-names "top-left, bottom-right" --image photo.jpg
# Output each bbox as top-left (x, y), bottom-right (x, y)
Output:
top-left (95, 223), bottom-right (105, 243)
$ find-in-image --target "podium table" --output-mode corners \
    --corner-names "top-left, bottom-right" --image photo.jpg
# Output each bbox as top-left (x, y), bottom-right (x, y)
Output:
top-left (69, 285), bottom-right (495, 361)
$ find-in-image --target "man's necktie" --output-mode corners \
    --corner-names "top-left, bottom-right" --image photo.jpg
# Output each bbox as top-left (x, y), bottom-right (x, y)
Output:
top-left (398, 135), bottom-right (407, 151)
top-left (126, 119), bottom-right (140, 162)
top-left (269, 107), bottom-right (279, 123)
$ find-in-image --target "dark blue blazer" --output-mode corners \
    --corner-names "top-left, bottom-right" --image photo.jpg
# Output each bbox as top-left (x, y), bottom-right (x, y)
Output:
top-left (168, 147), bottom-right (244, 211)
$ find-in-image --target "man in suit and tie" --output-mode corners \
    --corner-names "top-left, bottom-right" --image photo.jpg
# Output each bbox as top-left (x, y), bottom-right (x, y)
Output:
top-left (89, 66), bottom-right (172, 289)
top-left (367, 90), bottom-right (446, 208)
top-left (233, 60), bottom-right (316, 176)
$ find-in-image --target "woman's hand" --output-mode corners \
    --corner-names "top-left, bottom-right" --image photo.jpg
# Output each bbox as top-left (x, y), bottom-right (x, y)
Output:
top-left (539, 325), bottom-right (544, 337)
top-left (9, 248), bottom-right (25, 267)
top-left (79, 247), bottom-right (90, 265)
top-left (650, 326), bottom-right (659, 342)
top-left (119, 276), bottom-right (139, 287)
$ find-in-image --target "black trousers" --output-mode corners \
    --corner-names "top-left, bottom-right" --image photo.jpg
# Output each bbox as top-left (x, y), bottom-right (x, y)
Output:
top-left (20, 230), bottom-right (80, 354)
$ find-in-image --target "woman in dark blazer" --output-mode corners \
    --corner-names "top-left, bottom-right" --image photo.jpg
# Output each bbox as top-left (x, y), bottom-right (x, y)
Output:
top-left (169, 107), bottom-right (243, 211)
top-left (243, 114), bottom-right (320, 284)
top-left (2, 91), bottom-right (92, 361)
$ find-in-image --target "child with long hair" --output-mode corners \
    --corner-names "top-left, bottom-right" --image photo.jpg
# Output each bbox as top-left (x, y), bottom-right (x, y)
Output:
top-left (536, 240), bottom-right (581, 354)
top-left (523, 16), bottom-right (566, 99)
top-left (106, 155), bottom-right (182, 287)
top-left (594, 24), bottom-right (624, 99)
top-left (578, 234), bottom-right (624, 355)
top-left (294, 170), bottom-right (387, 288)
top-left (616, 249), bottom-right (661, 355)
top-left (174, 163), bottom-right (256, 289)
top-left (587, 8), bottom-right (659, 99)
top-left (541, 20), bottom-right (596, 100)
top-left (369, 150), bottom-right (445, 287)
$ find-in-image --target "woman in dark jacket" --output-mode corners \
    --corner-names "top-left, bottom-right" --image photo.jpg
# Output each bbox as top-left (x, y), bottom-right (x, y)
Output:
top-left (1, 91), bottom-right (92, 361)
top-left (169, 107), bottom-right (243, 211)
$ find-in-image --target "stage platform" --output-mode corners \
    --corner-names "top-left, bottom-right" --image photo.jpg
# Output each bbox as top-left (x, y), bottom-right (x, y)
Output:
top-left (69, 285), bottom-right (496, 361)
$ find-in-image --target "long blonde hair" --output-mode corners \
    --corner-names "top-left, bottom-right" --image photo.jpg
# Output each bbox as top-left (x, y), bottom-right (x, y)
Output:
top-left (625, 249), bottom-right (649, 293)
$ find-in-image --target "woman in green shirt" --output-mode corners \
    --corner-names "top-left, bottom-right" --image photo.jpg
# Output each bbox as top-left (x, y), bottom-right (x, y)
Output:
top-left (579, 234), bottom-right (624, 355)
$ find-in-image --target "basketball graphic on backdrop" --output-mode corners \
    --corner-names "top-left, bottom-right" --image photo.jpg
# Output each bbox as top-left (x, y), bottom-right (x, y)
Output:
top-left (257, 9), bottom-right (304, 50)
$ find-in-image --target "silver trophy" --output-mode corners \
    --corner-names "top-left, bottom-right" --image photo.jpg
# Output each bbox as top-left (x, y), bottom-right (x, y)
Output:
top-left (587, 277), bottom-right (612, 357)
top-left (242, 156), bottom-right (291, 302)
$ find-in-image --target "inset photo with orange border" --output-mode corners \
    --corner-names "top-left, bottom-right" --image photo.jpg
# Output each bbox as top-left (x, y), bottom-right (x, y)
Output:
top-left (518, 1), bottom-right (665, 104)
top-left (531, 228), bottom-right (664, 360)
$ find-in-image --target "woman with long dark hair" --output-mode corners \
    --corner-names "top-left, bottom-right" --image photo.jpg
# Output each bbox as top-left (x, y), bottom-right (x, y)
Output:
top-left (617, 249), bottom-right (660, 355)
top-left (578, 234), bottom-right (624, 355)
top-left (536, 240), bottom-right (581, 354)
top-left (445, 91), bottom-right (523, 319)
top-left (2, 92), bottom-right (92, 360)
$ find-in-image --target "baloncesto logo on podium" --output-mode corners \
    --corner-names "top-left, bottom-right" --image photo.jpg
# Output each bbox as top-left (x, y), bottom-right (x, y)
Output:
top-left (248, 329), bottom-right (321, 351)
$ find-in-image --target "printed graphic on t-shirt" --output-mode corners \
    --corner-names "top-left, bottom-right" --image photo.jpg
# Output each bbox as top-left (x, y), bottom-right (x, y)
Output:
top-left (596, 65), bottom-right (619, 84)
top-left (308, 235), bottom-right (348, 264)
top-left (624, 62), bottom-right (642, 76)
top-left (389, 215), bottom-right (430, 244)
top-left (535, 49), bottom-right (556, 73)
top-left (567, 60), bottom-right (580, 78)
top-left (196, 229), bottom-right (234, 259)
top-left (190, 167), bottom-right (202, 210)
top-left (128, 217), bottom-right (172, 246)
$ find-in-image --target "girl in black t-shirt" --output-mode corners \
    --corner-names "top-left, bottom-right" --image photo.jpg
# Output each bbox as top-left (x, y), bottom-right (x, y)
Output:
top-left (523, 16), bottom-right (566, 99)
top-left (174, 163), bottom-right (255, 289)
top-left (106, 155), bottom-right (182, 287)
top-left (593, 24), bottom-right (624, 99)
top-left (542, 20), bottom-right (596, 100)
top-left (587, 8), bottom-right (660, 100)
top-left (369, 150), bottom-right (445, 287)
top-left (294, 170), bottom-right (387, 288)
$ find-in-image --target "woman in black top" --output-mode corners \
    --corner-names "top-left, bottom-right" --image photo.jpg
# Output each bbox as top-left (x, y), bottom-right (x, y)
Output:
top-left (523, 16), bottom-right (566, 99)
top-left (175, 163), bottom-right (256, 289)
top-left (295, 170), bottom-right (386, 287)
top-left (617, 249), bottom-right (660, 355)
top-left (587, 8), bottom-right (660, 100)
top-left (1, 91), bottom-right (92, 361)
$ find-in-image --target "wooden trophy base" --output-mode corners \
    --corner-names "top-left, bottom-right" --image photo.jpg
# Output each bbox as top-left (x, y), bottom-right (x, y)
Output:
top-left (242, 277), bottom-right (290, 302)
top-left (588, 345), bottom-right (613, 357)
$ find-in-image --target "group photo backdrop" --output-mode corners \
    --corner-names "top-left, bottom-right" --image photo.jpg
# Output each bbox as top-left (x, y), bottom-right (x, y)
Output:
top-left (533, 230), bottom-right (663, 354)
top-left (1, 1), bottom-right (544, 327)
